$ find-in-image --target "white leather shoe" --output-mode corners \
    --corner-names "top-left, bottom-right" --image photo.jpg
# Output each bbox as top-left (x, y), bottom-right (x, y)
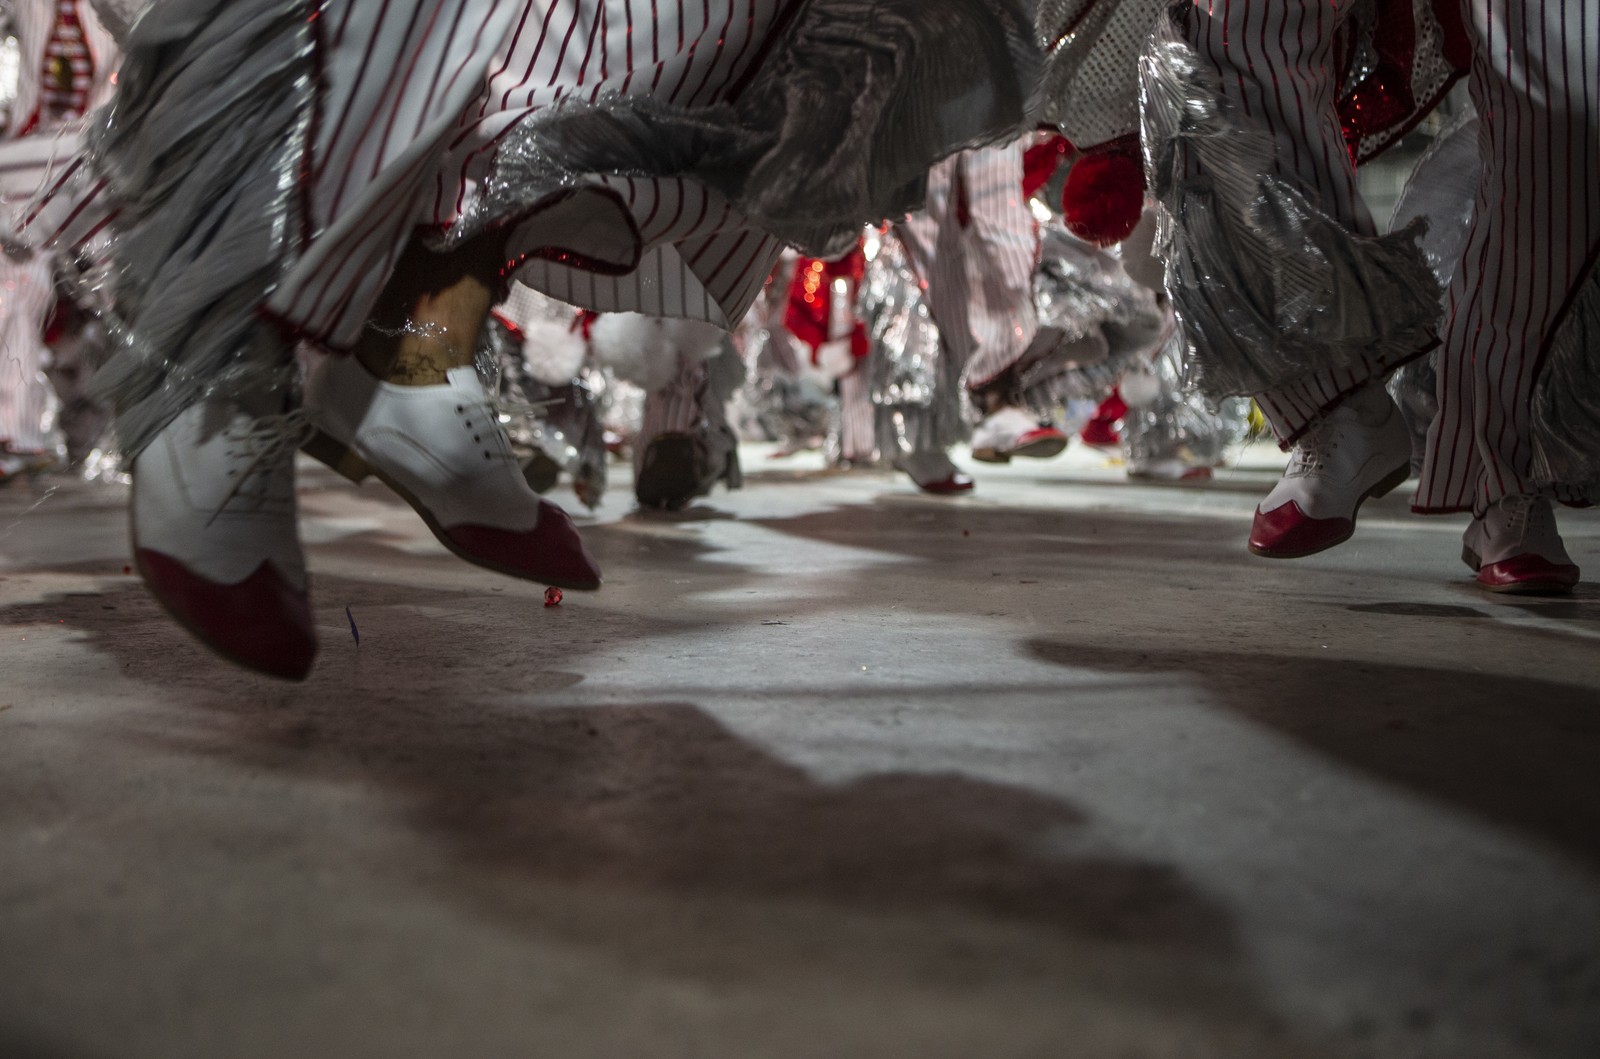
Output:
top-left (131, 398), bottom-right (316, 679)
top-left (1462, 494), bottom-right (1579, 594)
top-left (303, 355), bottom-right (601, 589)
top-left (1249, 385), bottom-right (1411, 558)
top-left (893, 449), bottom-right (974, 495)
top-left (970, 406), bottom-right (1069, 464)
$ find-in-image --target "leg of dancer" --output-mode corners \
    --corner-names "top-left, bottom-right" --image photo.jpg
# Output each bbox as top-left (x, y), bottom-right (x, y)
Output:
top-left (1174, 0), bottom-right (1416, 559)
top-left (83, 0), bottom-right (1044, 677)
top-left (1416, 0), bottom-right (1599, 593)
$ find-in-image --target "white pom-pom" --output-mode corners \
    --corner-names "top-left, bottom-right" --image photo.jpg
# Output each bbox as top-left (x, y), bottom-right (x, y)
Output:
top-left (1119, 369), bottom-right (1162, 408)
top-left (663, 318), bottom-right (729, 364)
top-left (520, 318), bottom-right (588, 385)
top-left (589, 313), bottom-right (677, 390)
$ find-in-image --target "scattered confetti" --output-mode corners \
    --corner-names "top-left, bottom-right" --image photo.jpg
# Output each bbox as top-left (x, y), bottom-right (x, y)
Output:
top-left (122, 565), bottom-right (131, 575)
top-left (760, 620), bottom-right (788, 626)
top-left (345, 606), bottom-right (360, 646)
top-left (544, 587), bottom-right (564, 607)
top-left (961, 529), bottom-right (970, 538)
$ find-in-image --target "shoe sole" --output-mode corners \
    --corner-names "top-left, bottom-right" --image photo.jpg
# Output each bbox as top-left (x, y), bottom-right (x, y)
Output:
top-left (1460, 545), bottom-right (1579, 595)
top-left (971, 435), bottom-right (1069, 464)
top-left (634, 434), bottom-right (700, 511)
top-left (1247, 462), bottom-right (1410, 559)
top-left (304, 430), bottom-right (601, 591)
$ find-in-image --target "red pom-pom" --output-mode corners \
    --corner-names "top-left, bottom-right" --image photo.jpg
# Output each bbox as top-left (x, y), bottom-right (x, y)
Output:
top-left (1061, 142), bottom-right (1145, 247)
top-left (544, 586), bottom-right (564, 607)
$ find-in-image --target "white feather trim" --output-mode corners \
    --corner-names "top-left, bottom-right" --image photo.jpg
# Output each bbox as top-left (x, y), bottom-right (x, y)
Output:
top-left (520, 317), bottom-right (588, 385)
top-left (588, 312), bottom-right (728, 390)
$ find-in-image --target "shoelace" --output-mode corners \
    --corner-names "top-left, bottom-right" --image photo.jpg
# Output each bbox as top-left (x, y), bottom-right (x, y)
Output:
top-left (214, 408), bottom-right (315, 521)
top-left (1286, 420), bottom-right (1340, 477)
top-left (1499, 494), bottom-right (1550, 547)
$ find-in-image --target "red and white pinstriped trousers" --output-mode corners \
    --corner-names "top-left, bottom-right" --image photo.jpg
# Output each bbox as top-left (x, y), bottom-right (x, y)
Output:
top-left (894, 143), bottom-right (1042, 393)
top-left (1181, 0), bottom-right (1598, 514)
top-left (26, 0), bottom-right (794, 349)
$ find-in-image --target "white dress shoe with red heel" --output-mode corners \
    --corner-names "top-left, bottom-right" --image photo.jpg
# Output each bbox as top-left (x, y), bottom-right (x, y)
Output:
top-left (894, 449), bottom-right (974, 495)
top-left (969, 406), bottom-right (1069, 464)
top-left (131, 399), bottom-right (317, 680)
top-left (303, 354), bottom-right (601, 590)
top-left (1248, 385), bottom-right (1411, 559)
top-left (1462, 494), bottom-right (1580, 595)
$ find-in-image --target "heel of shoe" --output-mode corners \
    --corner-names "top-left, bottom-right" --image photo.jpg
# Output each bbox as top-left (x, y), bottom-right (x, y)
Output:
top-left (303, 430), bottom-right (373, 483)
top-left (1369, 463), bottom-right (1411, 500)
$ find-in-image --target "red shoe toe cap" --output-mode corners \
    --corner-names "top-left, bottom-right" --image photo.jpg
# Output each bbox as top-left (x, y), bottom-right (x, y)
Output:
top-left (444, 499), bottom-right (602, 590)
top-left (917, 473), bottom-right (974, 495)
top-left (1477, 554), bottom-right (1580, 594)
top-left (1248, 501), bottom-right (1354, 559)
top-left (136, 549), bottom-right (316, 680)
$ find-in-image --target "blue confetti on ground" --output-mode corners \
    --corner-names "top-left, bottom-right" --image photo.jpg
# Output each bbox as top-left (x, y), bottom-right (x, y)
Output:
top-left (345, 606), bottom-right (360, 647)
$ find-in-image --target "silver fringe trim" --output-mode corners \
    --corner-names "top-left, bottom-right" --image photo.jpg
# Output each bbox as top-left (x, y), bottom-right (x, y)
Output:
top-left (452, 0), bottom-right (1045, 261)
top-left (1139, 9), bottom-right (1441, 399)
top-left (87, 0), bottom-right (314, 456)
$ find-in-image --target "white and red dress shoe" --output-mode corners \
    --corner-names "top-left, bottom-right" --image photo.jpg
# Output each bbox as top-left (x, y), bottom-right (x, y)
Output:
top-left (895, 449), bottom-right (974, 495)
top-left (131, 399), bottom-right (316, 680)
top-left (1461, 494), bottom-right (1580, 594)
top-left (1248, 386), bottom-right (1411, 559)
top-left (969, 406), bottom-right (1069, 464)
top-left (303, 355), bottom-right (601, 590)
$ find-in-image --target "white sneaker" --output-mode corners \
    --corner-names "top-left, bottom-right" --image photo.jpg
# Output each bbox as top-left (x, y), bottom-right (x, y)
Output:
top-left (131, 398), bottom-right (316, 679)
top-left (893, 449), bottom-right (973, 494)
top-left (303, 355), bottom-right (600, 589)
top-left (969, 406), bottom-right (1069, 464)
top-left (1462, 494), bottom-right (1579, 594)
top-left (1126, 457), bottom-right (1213, 482)
top-left (1248, 384), bottom-right (1411, 558)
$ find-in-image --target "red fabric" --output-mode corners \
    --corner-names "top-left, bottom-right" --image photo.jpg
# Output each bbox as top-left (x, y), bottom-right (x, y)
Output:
top-left (1335, 1), bottom-right (1470, 163)
top-left (1060, 137), bottom-right (1144, 247)
top-left (1022, 134), bottom-right (1073, 199)
top-left (1335, 2), bottom-right (1418, 160)
top-left (784, 247), bottom-right (868, 362)
top-left (489, 309), bottom-right (524, 342)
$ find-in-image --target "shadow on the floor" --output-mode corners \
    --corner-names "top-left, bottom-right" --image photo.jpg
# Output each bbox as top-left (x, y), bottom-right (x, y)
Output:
top-left (1026, 640), bottom-right (1600, 870)
top-left (0, 579), bottom-right (1323, 1047)
top-left (1346, 601), bottom-right (1491, 619)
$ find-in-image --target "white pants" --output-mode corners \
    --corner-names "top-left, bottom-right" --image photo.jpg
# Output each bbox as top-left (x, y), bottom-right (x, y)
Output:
top-left (894, 143), bottom-right (1040, 392)
top-left (1183, 0), bottom-right (1600, 513)
top-left (0, 255), bottom-right (57, 453)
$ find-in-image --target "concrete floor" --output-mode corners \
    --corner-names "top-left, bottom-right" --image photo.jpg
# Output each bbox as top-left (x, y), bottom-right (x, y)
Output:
top-left (1, 443), bottom-right (1598, 1059)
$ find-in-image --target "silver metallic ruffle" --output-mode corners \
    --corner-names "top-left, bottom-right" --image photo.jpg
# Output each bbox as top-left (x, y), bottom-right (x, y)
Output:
top-left (1530, 263), bottom-right (1600, 495)
top-left (456, 0), bottom-right (1046, 261)
top-left (1121, 327), bottom-right (1247, 467)
top-left (1018, 219), bottom-right (1166, 409)
top-left (860, 229), bottom-right (967, 459)
top-left (1139, 9), bottom-right (1441, 399)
